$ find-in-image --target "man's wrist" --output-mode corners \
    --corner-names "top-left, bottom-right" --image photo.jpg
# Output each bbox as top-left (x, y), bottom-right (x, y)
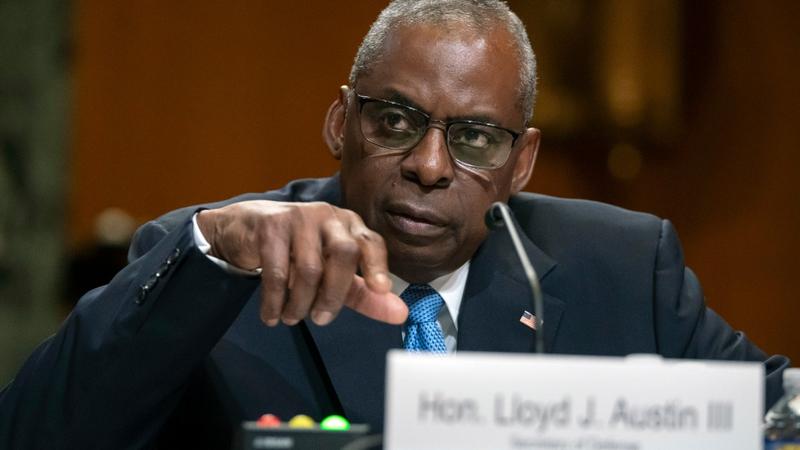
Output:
top-left (192, 211), bottom-right (261, 277)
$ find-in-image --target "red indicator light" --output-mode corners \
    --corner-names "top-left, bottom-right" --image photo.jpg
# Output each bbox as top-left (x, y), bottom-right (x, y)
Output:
top-left (256, 414), bottom-right (281, 427)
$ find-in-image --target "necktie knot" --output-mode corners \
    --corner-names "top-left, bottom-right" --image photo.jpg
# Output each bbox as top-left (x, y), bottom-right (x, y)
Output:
top-left (400, 284), bottom-right (447, 353)
top-left (401, 284), bottom-right (444, 323)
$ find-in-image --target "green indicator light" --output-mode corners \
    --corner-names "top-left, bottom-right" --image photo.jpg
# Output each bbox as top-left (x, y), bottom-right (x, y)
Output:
top-left (320, 415), bottom-right (350, 431)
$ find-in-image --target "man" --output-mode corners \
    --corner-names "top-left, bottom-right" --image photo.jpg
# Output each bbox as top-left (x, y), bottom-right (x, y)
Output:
top-left (0, 0), bottom-right (788, 448)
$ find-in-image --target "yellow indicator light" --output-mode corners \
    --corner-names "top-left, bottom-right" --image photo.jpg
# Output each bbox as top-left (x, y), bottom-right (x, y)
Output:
top-left (287, 414), bottom-right (315, 428)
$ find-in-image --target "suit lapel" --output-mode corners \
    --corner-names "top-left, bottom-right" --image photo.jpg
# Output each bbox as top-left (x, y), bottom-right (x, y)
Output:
top-left (305, 309), bottom-right (401, 425)
top-left (458, 223), bottom-right (565, 353)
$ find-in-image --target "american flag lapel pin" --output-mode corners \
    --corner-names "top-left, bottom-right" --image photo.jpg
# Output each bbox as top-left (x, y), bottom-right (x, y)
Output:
top-left (519, 310), bottom-right (539, 330)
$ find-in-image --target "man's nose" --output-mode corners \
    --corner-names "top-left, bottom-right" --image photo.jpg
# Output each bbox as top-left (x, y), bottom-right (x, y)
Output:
top-left (400, 124), bottom-right (455, 187)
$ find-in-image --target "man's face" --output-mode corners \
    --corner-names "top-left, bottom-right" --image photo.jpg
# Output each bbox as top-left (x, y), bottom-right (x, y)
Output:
top-left (329, 23), bottom-right (539, 283)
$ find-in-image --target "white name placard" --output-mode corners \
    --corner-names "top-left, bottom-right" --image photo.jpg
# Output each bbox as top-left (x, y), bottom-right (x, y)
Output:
top-left (384, 351), bottom-right (763, 450)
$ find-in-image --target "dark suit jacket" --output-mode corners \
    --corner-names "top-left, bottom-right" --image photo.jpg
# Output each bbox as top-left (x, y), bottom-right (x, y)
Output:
top-left (0, 175), bottom-right (789, 449)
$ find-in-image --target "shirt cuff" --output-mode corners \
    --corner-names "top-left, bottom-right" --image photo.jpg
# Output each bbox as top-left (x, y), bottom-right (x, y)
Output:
top-left (192, 212), bottom-right (262, 277)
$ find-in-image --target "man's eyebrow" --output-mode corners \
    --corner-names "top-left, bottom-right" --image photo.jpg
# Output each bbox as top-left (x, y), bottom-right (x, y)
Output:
top-left (382, 90), bottom-right (507, 126)
top-left (449, 113), bottom-right (504, 125)
top-left (383, 91), bottom-right (425, 111)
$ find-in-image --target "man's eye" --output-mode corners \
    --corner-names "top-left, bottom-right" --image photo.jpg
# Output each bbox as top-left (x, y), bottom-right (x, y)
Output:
top-left (378, 110), bottom-right (412, 132)
top-left (453, 127), bottom-right (493, 148)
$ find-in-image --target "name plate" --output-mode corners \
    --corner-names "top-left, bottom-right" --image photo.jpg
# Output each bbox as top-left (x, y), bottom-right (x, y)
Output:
top-left (384, 351), bottom-right (763, 450)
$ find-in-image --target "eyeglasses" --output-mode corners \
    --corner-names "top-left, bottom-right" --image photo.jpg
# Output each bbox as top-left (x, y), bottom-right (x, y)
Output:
top-left (354, 93), bottom-right (523, 169)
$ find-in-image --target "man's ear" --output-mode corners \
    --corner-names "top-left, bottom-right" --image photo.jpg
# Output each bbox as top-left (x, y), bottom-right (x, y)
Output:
top-left (323, 85), bottom-right (350, 160)
top-left (510, 127), bottom-right (540, 194)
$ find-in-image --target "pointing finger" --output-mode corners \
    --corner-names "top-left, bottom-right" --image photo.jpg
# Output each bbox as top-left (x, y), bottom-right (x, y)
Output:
top-left (345, 274), bottom-right (408, 324)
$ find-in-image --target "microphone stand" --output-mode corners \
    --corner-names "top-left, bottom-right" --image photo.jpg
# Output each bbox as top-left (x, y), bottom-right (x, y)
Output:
top-left (485, 202), bottom-right (545, 354)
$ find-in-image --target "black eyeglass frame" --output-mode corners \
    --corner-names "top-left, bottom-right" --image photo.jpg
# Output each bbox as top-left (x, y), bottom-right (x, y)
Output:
top-left (354, 93), bottom-right (525, 170)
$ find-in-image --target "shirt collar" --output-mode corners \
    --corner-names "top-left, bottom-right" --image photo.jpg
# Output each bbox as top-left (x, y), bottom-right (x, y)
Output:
top-left (388, 260), bottom-right (471, 326)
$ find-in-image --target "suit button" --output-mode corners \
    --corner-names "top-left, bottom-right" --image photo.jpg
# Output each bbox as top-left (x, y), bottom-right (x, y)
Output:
top-left (135, 286), bottom-right (148, 305)
top-left (165, 248), bottom-right (181, 265)
top-left (155, 262), bottom-right (170, 278)
top-left (145, 275), bottom-right (158, 289)
top-left (135, 275), bottom-right (158, 305)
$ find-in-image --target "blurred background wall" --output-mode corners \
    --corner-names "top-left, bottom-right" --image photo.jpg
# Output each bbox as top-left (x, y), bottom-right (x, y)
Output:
top-left (0, 0), bottom-right (69, 384)
top-left (0, 0), bottom-right (797, 383)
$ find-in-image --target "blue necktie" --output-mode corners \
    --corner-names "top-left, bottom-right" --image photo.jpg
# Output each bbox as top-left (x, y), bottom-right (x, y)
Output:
top-left (400, 284), bottom-right (447, 353)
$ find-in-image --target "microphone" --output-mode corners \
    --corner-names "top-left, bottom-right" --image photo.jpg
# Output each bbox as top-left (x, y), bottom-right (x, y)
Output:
top-left (485, 202), bottom-right (545, 354)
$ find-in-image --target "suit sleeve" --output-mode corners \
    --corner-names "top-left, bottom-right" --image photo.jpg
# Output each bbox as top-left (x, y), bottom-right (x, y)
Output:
top-left (652, 219), bottom-right (789, 409)
top-left (0, 216), bottom-right (259, 449)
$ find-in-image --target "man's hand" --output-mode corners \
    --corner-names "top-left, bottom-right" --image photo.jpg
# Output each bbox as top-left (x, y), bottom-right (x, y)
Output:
top-left (196, 201), bottom-right (408, 327)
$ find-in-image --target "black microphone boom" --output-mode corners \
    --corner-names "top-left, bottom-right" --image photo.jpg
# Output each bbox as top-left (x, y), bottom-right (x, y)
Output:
top-left (485, 202), bottom-right (545, 354)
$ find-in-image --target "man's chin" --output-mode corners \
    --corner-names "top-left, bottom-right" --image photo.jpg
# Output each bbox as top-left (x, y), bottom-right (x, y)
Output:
top-left (386, 243), bottom-right (460, 284)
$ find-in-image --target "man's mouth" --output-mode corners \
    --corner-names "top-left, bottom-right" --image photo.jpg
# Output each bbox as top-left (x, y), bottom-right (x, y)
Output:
top-left (384, 203), bottom-right (448, 239)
